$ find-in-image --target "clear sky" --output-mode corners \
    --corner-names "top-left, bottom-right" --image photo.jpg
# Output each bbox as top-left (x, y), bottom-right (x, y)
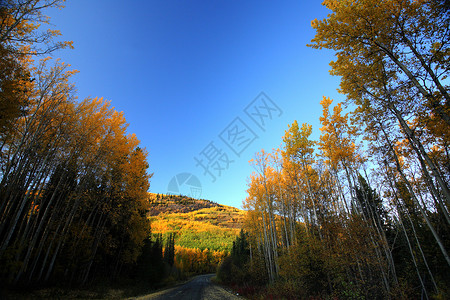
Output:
top-left (45, 0), bottom-right (345, 209)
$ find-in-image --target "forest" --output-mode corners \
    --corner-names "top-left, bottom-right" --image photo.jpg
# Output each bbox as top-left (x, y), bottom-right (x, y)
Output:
top-left (0, 0), bottom-right (156, 290)
top-left (149, 194), bottom-right (244, 275)
top-left (1, 0), bottom-right (449, 299)
top-left (217, 1), bottom-right (450, 299)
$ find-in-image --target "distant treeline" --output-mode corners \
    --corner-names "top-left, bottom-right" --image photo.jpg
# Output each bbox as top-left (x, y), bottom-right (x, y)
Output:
top-left (148, 193), bottom-right (221, 215)
top-left (150, 194), bottom-right (244, 274)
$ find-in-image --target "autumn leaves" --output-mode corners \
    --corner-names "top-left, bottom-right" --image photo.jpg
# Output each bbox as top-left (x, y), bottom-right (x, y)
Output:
top-left (0, 1), bottom-right (152, 285)
top-left (241, 0), bottom-right (449, 298)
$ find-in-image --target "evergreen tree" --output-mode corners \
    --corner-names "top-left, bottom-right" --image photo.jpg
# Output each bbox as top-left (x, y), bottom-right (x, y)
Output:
top-left (231, 229), bottom-right (250, 268)
top-left (164, 233), bottom-right (175, 267)
top-left (355, 174), bottom-right (387, 228)
top-left (136, 234), bottom-right (164, 285)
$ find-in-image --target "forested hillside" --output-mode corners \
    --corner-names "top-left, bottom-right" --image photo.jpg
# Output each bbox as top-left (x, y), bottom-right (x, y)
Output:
top-left (148, 193), bottom-right (244, 274)
top-left (218, 1), bottom-right (450, 299)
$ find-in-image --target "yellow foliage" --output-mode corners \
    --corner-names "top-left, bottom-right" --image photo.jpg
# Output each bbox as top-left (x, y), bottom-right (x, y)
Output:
top-left (174, 245), bottom-right (227, 274)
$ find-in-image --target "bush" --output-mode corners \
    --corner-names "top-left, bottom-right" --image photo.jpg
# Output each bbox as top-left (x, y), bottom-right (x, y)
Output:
top-left (217, 256), bottom-right (234, 283)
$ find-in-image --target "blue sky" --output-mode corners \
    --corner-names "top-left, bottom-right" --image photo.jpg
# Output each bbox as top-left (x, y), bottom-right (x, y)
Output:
top-left (45, 0), bottom-right (345, 209)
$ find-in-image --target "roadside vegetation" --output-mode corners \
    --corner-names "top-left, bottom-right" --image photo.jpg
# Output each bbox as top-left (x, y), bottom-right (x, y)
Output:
top-left (2, 0), bottom-right (448, 299)
top-left (217, 1), bottom-right (450, 299)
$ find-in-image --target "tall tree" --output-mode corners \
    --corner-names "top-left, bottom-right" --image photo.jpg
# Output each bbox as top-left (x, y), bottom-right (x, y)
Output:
top-left (0, 0), bottom-right (73, 54)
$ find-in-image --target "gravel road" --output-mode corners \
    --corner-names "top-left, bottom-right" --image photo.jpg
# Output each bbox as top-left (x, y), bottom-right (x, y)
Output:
top-left (131, 274), bottom-right (243, 300)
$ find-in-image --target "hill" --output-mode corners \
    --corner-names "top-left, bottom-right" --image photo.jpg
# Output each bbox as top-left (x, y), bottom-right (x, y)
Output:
top-left (148, 193), bottom-right (245, 252)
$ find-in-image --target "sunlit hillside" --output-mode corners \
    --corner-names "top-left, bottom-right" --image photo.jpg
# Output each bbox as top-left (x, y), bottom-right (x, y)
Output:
top-left (148, 193), bottom-right (245, 252)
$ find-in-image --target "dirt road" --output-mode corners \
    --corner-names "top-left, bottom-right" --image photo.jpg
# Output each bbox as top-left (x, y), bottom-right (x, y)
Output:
top-left (132, 274), bottom-right (243, 300)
